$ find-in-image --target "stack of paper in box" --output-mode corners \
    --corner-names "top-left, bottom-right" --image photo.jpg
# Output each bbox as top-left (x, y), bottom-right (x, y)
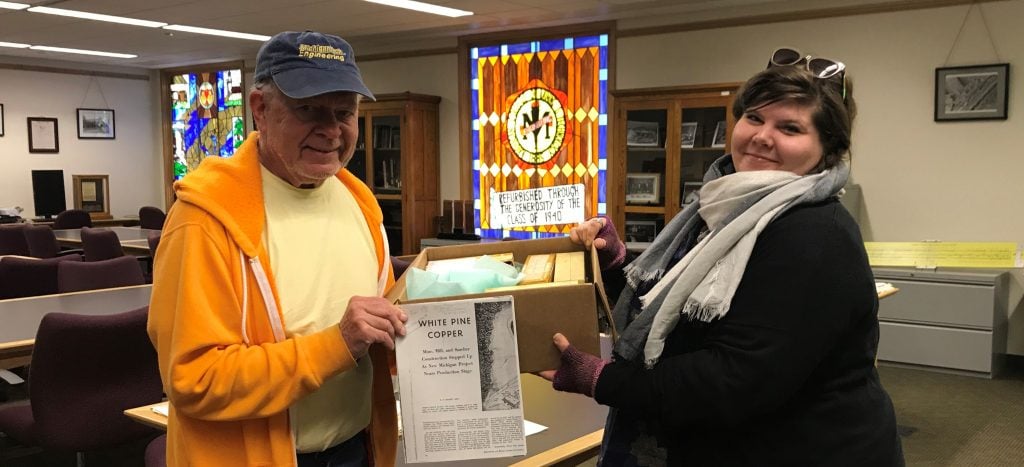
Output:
top-left (386, 237), bottom-right (612, 373)
top-left (486, 251), bottom-right (586, 292)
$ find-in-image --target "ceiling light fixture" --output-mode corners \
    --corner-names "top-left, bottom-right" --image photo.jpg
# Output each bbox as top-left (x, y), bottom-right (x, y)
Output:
top-left (363, 0), bottom-right (472, 18)
top-left (0, 1), bottom-right (28, 10)
top-left (0, 41), bottom-right (30, 48)
top-left (162, 25), bottom-right (270, 41)
top-left (30, 45), bottom-right (137, 58)
top-left (27, 6), bottom-right (167, 28)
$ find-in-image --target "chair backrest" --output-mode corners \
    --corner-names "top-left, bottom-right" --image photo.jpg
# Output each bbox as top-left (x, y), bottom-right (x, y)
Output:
top-left (147, 231), bottom-right (161, 258)
top-left (23, 224), bottom-right (60, 258)
top-left (53, 209), bottom-right (93, 229)
top-left (138, 206), bottom-right (166, 231)
top-left (0, 224), bottom-right (30, 256)
top-left (81, 227), bottom-right (124, 262)
top-left (0, 255), bottom-right (82, 300)
top-left (28, 307), bottom-right (163, 451)
top-left (391, 256), bottom-right (412, 279)
top-left (58, 256), bottom-right (146, 293)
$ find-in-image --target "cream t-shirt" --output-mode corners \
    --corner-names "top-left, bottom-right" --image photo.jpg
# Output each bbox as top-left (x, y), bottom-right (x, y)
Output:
top-left (261, 165), bottom-right (380, 453)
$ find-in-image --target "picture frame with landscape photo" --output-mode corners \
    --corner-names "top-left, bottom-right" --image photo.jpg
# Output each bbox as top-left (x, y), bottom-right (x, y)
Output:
top-left (626, 120), bottom-right (660, 147)
top-left (624, 220), bottom-right (658, 243)
top-left (625, 173), bottom-right (660, 204)
top-left (934, 63), bottom-right (1009, 121)
top-left (680, 122), bottom-right (698, 148)
top-left (76, 108), bottom-right (115, 139)
top-left (710, 121), bottom-right (727, 148)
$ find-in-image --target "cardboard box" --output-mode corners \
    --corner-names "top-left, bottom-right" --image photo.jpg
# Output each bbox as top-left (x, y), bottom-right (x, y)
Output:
top-left (386, 237), bottom-right (613, 374)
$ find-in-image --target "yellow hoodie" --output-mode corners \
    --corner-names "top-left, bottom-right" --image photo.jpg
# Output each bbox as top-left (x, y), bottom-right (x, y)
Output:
top-left (147, 133), bottom-right (397, 466)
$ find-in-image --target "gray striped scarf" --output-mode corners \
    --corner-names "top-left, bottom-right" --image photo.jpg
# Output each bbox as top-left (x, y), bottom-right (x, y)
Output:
top-left (612, 155), bottom-right (850, 368)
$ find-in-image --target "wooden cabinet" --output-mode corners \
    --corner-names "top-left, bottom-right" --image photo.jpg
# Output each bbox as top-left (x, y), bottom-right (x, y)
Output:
top-left (351, 93), bottom-right (440, 255)
top-left (609, 84), bottom-right (740, 245)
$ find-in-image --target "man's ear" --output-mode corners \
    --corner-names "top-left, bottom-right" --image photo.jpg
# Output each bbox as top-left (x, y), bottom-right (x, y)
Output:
top-left (249, 89), bottom-right (267, 131)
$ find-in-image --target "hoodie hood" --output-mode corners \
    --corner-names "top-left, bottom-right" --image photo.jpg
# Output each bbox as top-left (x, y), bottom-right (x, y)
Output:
top-left (173, 132), bottom-right (384, 258)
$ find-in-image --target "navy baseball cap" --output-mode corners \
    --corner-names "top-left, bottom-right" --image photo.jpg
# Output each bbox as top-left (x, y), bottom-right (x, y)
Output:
top-left (254, 31), bottom-right (375, 101)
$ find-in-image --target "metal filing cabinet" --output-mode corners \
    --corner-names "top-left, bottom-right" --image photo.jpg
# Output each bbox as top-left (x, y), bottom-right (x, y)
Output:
top-left (873, 267), bottom-right (1010, 378)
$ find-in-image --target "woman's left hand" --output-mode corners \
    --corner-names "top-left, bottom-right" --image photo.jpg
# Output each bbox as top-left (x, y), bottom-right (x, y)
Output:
top-left (538, 333), bottom-right (608, 398)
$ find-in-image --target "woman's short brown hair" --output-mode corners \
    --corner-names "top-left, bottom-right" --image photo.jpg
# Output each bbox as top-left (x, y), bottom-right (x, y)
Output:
top-left (732, 65), bottom-right (856, 172)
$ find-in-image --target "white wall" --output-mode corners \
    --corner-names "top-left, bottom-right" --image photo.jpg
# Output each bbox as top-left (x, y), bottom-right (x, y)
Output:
top-left (0, 66), bottom-right (163, 219)
top-left (359, 54), bottom-right (461, 201)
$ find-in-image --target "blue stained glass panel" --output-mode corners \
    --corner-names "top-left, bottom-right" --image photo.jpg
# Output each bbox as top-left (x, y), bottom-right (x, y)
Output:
top-left (539, 39), bottom-right (563, 52)
top-left (576, 35), bottom-right (600, 48)
top-left (478, 46), bottom-right (500, 57)
top-left (507, 42), bottom-right (531, 55)
top-left (217, 71), bottom-right (226, 111)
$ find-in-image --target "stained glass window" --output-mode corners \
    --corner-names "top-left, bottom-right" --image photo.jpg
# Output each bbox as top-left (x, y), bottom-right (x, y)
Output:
top-left (470, 34), bottom-right (609, 240)
top-left (169, 68), bottom-right (244, 180)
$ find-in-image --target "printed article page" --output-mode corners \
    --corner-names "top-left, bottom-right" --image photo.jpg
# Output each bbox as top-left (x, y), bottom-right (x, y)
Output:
top-left (396, 296), bottom-right (527, 463)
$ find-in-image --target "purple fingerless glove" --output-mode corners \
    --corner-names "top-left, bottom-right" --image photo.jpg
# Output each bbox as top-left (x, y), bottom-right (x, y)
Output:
top-left (552, 344), bottom-right (608, 397)
top-left (595, 216), bottom-right (626, 271)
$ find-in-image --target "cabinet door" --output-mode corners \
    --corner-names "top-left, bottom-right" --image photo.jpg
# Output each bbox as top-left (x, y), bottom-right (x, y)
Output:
top-left (620, 102), bottom-right (672, 247)
top-left (362, 111), bottom-right (403, 256)
top-left (676, 97), bottom-right (730, 218)
top-left (350, 116), bottom-right (367, 181)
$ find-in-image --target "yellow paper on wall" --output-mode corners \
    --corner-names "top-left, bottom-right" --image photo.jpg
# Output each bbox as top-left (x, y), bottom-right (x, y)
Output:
top-left (864, 242), bottom-right (1022, 268)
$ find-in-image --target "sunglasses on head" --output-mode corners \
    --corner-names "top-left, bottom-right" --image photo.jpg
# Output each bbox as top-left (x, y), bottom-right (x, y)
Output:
top-left (767, 47), bottom-right (847, 100)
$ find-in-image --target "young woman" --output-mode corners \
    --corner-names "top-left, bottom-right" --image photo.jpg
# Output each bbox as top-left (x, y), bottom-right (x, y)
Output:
top-left (544, 49), bottom-right (904, 466)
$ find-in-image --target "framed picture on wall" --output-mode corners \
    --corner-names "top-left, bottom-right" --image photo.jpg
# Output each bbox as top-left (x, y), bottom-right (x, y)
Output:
top-left (625, 173), bottom-right (660, 204)
top-left (28, 117), bottom-right (59, 153)
top-left (934, 63), bottom-right (1010, 121)
top-left (76, 108), bottom-right (116, 139)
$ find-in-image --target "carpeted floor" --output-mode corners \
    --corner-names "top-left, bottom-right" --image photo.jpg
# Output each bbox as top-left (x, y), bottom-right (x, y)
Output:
top-left (4, 360), bottom-right (1024, 466)
top-left (880, 358), bottom-right (1024, 466)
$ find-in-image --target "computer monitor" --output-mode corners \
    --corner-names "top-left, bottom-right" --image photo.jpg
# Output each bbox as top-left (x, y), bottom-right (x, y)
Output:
top-left (31, 170), bottom-right (67, 220)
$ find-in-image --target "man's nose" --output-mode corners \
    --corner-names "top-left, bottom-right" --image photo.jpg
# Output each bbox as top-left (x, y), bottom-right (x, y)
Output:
top-left (312, 113), bottom-right (344, 137)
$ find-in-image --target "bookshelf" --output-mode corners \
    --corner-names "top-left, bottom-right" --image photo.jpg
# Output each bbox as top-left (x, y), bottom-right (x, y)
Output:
top-left (351, 93), bottom-right (441, 255)
top-left (610, 83), bottom-right (741, 241)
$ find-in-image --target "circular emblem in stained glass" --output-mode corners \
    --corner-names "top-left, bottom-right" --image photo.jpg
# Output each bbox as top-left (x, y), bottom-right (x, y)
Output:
top-left (198, 82), bottom-right (215, 110)
top-left (505, 81), bottom-right (568, 166)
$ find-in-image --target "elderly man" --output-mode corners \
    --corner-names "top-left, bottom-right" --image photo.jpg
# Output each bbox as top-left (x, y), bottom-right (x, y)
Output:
top-left (148, 30), bottom-right (407, 467)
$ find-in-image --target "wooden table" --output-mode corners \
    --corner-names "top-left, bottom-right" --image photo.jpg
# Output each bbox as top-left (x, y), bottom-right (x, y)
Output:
top-left (0, 284), bottom-right (153, 368)
top-left (124, 402), bottom-right (169, 431)
top-left (54, 226), bottom-right (159, 255)
top-left (33, 217), bottom-right (140, 228)
top-left (125, 375), bottom-right (606, 467)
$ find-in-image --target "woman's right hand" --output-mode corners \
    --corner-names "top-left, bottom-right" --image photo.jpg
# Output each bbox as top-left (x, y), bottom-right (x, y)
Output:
top-left (569, 217), bottom-right (626, 270)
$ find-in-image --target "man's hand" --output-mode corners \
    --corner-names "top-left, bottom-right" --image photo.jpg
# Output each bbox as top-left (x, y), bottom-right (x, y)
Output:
top-left (568, 217), bottom-right (608, 250)
top-left (568, 217), bottom-right (626, 270)
top-left (338, 296), bottom-right (408, 360)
